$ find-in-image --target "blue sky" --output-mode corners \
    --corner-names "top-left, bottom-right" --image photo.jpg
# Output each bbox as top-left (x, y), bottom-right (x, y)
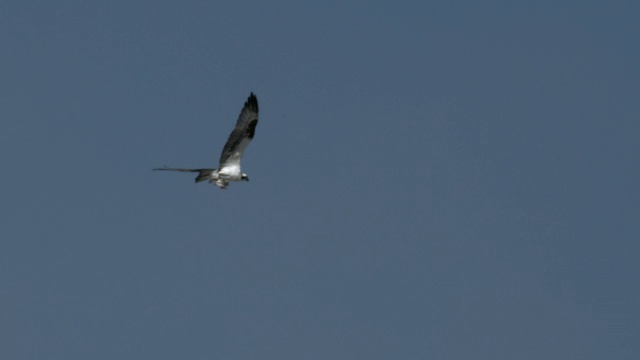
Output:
top-left (1, 1), bottom-right (638, 359)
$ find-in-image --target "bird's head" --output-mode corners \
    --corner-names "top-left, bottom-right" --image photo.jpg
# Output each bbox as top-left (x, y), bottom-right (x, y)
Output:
top-left (241, 173), bottom-right (249, 181)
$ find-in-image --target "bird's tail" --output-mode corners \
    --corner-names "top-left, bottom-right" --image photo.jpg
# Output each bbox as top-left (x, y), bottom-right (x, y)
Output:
top-left (153, 167), bottom-right (216, 183)
top-left (194, 170), bottom-right (215, 183)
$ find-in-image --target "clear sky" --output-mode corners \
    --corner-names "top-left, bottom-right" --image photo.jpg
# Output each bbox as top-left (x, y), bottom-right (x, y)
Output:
top-left (1, 1), bottom-right (638, 359)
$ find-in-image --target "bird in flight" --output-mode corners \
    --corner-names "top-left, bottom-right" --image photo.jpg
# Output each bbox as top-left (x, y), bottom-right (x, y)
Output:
top-left (153, 92), bottom-right (259, 189)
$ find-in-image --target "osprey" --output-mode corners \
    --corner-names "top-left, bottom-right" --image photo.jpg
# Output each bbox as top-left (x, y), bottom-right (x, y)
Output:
top-left (153, 92), bottom-right (259, 189)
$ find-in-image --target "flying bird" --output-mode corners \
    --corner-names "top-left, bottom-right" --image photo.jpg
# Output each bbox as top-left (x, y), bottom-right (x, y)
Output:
top-left (153, 92), bottom-right (259, 189)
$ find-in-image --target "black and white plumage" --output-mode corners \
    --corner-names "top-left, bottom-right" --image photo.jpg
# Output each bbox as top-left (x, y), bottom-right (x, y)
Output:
top-left (153, 93), bottom-right (259, 189)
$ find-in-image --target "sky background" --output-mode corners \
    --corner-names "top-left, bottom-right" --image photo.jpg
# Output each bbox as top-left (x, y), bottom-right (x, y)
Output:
top-left (1, 1), bottom-right (639, 359)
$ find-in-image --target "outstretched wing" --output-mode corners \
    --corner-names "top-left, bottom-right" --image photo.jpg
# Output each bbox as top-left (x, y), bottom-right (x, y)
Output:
top-left (218, 93), bottom-right (259, 170)
top-left (152, 166), bottom-right (205, 173)
top-left (152, 167), bottom-right (216, 183)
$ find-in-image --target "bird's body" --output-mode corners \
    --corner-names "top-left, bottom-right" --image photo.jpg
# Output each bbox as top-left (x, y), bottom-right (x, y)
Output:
top-left (153, 93), bottom-right (259, 189)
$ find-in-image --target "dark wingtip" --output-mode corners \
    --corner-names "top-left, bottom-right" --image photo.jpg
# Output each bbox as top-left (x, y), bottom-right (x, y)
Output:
top-left (246, 92), bottom-right (258, 112)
